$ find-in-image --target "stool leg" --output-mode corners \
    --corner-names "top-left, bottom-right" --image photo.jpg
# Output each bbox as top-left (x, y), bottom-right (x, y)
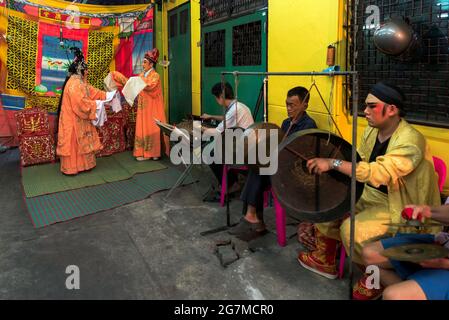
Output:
top-left (220, 165), bottom-right (227, 207)
top-left (271, 190), bottom-right (286, 247)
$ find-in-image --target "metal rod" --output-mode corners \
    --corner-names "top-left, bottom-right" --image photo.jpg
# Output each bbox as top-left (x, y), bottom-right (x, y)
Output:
top-left (221, 74), bottom-right (226, 130)
top-left (285, 146), bottom-right (309, 162)
top-left (314, 136), bottom-right (321, 213)
top-left (263, 76), bottom-right (268, 123)
top-left (349, 73), bottom-right (359, 300)
top-left (221, 71), bottom-right (358, 76)
top-left (311, 83), bottom-right (344, 137)
top-left (348, 0), bottom-right (359, 300)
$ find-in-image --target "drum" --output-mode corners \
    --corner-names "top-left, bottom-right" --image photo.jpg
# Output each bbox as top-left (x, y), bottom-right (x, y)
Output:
top-left (271, 129), bottom-right (365, 223)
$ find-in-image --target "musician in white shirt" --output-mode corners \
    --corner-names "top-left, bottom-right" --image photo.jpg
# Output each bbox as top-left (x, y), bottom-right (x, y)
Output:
top-left (201, 82), bottom-right (254, 135)
top-left (201, 82), bottom-right (254, 201)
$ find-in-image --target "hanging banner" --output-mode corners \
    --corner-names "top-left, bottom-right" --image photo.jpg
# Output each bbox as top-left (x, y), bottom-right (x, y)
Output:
top-left (0, 0), bottom-right (154, 144)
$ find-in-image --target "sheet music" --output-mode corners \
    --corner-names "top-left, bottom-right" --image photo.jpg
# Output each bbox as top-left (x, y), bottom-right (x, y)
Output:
top-left (122, 76), bottom-right (147, 106)
top-left (154, 118), bottom-right (190, 144)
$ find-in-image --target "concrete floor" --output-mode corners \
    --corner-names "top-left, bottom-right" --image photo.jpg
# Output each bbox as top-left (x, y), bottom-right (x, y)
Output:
top-left (0, 148), bottom-right (349, 299)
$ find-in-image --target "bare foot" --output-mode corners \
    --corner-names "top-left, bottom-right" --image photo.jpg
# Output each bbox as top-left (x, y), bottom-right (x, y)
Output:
top-left (136, 157), bottom-right (150, 161)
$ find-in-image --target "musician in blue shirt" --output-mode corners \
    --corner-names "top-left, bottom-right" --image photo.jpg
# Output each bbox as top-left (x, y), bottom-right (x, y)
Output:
top-left (229, 86), bottom-right (317, 240)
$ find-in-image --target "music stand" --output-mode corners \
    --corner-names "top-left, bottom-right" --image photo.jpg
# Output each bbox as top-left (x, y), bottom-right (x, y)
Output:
top-left (156, 120), bottom-right (199, 202)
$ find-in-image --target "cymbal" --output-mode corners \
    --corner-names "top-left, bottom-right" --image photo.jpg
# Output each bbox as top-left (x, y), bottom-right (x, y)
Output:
top-left (381, 243), bottom-right (449, 262)
top-left (383, 221), bottom-right (442, 228)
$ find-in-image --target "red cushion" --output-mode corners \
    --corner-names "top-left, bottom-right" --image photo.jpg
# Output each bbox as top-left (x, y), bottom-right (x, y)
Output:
top-left (19, 134), bottom-right (55, 166)
top-left (96, 114), bottom-right (126, 157)
top-left (15, 108), bottom-right (50, 137)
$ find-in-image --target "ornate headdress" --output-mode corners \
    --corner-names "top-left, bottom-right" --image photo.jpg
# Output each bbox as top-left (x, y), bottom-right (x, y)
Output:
top-left (144, 48), bottom-right (159, 64)
top-left (68, 47), bottom-right (87, 76)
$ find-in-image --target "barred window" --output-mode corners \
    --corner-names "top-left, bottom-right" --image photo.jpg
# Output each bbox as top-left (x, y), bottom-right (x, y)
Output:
top-left (180, 9), bottom-right (188, 35)
top-left (169, 13), bottom-right (177, 38)
top-left (204, 29), bottom-right (225, 67)
top-left (201, 0), bottom-right (267, 25)
top-left (353, 0), bottom-right (449, 127)
top-left (232, 21), bottom-right (262, 66)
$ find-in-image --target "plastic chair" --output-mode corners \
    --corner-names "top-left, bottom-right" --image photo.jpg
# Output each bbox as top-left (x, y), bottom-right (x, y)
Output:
top-left (432, 156), bottom-right (447, 193)
top-left (262, 187), bottom-right (287, 247)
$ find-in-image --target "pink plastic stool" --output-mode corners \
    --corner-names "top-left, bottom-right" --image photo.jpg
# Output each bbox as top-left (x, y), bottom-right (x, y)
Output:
top-left (264, 187), bottom-right (287, 247)
top-left (432, 156), bottom-right (447, 193)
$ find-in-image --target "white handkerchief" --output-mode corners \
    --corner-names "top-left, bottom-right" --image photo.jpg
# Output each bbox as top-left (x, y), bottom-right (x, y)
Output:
top-left (92, 101), bottom-right (107, 127)
top-left (104, 73), bottom-right (118, 91)
top-left (122, 76), bottom-right (146, 106)
top-left (105, 90), bottom-right (117, 102)
top-left (111, 91), bottom-right (122, 113)
top-left (92, 90), bottom-right (117, 127)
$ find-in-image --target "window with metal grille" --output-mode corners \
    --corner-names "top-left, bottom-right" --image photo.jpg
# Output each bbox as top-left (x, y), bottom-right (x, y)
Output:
top-left (232, 21), bottom-right (262, 66)
top-left (180, 9), bottom-right (188, 35)
top-left (169, 13), bottom-right (177, 38)
top-left (353, 0), bottom-right (449, 128)
top-left (204, 29), bottom-right (225, 67)
top-left (200, 0), bottom-right (267, 25)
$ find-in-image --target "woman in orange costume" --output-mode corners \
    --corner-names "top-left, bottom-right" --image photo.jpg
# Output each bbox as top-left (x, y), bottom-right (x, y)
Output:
top-left (56, 48), bottom-right (106, 175)
top-left (111, 48), bottom-right (166, 161)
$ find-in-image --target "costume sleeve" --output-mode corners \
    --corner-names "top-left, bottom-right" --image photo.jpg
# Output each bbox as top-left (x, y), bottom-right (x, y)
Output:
top-left (87, 84), bottom-right (107, 101)
top-left (111, 71), bottom-right (128, 88)
top-left (142, 72), bottom-right (160, 92)
top-left (66, 81), bottom-right (97, 120)
top-left (73, 97), bottom-right (97, 120)
top-left (355, 142), bottom-right (423, 189)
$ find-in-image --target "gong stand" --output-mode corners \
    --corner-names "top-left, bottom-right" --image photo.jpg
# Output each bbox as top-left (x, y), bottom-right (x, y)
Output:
top-left (220, 71), bottom-right (359, 299)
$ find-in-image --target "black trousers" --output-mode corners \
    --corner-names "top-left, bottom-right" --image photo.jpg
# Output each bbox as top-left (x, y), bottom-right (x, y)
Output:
top-left (240, 169), bottom-right (271, 221)
top-left (209, 163), bottom-right (238, 188)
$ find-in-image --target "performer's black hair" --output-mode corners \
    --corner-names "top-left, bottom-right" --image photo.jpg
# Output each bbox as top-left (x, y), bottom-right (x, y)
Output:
top-left (56, 47), bottom-right (87, 138)
top-left (211, 82), bottom-right (234, 100)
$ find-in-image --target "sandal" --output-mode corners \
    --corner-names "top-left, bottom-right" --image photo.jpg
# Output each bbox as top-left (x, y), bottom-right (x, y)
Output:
top-left (228, 218), bottom-right (266, 236)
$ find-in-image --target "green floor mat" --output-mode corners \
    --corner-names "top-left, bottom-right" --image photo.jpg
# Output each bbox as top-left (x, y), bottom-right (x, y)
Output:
top-left (25, 166), bottom-right (196, 228)
top-left (112, 152), bottom-right (166, 176)
top-left (22, 151), bottom-right (167, 198)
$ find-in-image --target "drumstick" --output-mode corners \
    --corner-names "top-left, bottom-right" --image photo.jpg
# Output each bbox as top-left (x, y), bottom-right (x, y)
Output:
top-left (285, 146), bottom-right (309, 161)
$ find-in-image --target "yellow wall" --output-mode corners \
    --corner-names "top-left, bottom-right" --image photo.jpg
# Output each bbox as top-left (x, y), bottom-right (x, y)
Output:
top-left (158, 0), bottom-right (201, 117)
top-left (267, 0), bottom-right (344, 136)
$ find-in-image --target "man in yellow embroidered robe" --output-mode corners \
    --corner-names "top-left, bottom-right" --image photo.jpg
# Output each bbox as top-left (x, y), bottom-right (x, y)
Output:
top-left (298, 82), bottom-right (441, 295)
top-left (111, 48), bottom-right (167, 161)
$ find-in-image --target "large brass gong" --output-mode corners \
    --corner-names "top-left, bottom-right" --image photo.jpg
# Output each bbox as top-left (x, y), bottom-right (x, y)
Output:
top-left (271, 129), bottom-right (364, 223)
